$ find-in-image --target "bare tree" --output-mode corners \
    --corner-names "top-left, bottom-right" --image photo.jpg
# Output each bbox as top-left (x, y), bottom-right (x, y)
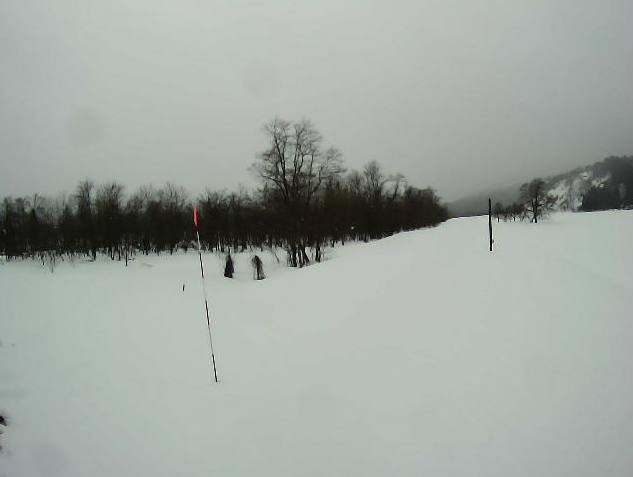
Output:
top-left (520, 178), bottom-right (554, 223)
top-left (159, 183), bottom-right (188, 254)
top-left (363, 160), bottom-right (388, 201)
top-left (76, 179), bottom-right (96, 259)
top-left (251, 118), bottom-right (344, 267)
top-left (95, 182), bottom-right (124, 259)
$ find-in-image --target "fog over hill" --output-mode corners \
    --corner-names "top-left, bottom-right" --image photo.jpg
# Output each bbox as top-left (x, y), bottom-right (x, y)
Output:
top-left (448, 155), bottom-right (633, 217)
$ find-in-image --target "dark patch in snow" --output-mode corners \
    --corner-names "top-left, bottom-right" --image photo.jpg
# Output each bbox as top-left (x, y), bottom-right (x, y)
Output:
top-left (0, 413), bottom-right (6, 452)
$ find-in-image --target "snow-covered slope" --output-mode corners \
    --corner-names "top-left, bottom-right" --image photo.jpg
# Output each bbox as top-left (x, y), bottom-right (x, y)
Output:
top-left (1, 211), bottom-right (633, 477)
top-left (448, 156), bottom-right (633, 216)
top-left (545, 168), bottom-right (610, 211)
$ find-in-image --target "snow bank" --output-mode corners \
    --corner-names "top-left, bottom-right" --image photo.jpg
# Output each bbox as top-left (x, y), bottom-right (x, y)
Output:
top-left (1, 211), bottom-right (632, 476)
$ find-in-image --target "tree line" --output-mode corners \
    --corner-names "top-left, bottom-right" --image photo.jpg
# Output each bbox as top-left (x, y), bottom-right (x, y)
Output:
top-left (580, 156), bottom-right (633, 211)
top-left (1, 118), bottom-right (448, 267)
top-left (493, 178), bottom-right (555, 223)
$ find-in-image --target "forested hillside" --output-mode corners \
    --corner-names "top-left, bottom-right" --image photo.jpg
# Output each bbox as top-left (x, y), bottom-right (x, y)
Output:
top-left (448, 155), bottom-right (633, 217)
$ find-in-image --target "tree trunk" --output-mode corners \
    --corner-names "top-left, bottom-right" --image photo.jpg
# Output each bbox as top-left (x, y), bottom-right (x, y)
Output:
top-left (300, 243), bottom-right (310, 267)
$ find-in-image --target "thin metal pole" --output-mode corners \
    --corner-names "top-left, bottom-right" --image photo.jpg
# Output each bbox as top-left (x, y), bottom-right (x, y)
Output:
top-left (488, 198), bottom-right (493, 252)
top-left (195, 228), bottom-right (218, 382)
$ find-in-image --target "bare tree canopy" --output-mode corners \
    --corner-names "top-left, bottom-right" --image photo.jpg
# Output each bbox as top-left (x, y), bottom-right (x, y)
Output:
top-left (251, 118), bottom-right (345, 267)
top-left (251, 118), bottom-right (344, 209)
top-left (520, 178), bottom-right (555, 223)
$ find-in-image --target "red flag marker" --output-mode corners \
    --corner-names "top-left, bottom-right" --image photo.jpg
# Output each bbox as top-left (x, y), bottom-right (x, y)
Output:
top-left (192, 205), bottom-right (218, 383)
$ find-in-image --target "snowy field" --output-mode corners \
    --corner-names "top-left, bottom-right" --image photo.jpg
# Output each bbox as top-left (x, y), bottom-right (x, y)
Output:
top-left (1, 210), bottom-right (632, 477)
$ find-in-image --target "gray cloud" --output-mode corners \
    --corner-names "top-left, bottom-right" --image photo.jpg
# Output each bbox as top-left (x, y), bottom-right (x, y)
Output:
top-left (1, 0), bottom-right (632, 201)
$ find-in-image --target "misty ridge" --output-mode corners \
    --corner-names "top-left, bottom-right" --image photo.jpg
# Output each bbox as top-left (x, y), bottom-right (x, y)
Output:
top-left (0, 118), bottom-right (449, 269)
top-left (448, 155), bottom-right (633, 218)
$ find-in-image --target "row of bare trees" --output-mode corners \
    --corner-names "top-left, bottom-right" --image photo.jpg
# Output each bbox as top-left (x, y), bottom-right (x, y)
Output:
top-left (493, 178), bottom-right (556, 223)
top-left (1, 118), bottom-right (449, 266)
top-left (1, 181), bottom-right (191, 263)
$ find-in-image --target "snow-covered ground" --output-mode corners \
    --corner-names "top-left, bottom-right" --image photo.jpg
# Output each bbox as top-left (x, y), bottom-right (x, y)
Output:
top-left (1, 211), bottom-right (632, 477)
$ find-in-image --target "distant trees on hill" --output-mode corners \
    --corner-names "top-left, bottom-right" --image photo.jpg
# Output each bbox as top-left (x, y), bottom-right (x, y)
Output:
top-left (451, 155), bottom-right (633, 218)
top-left (495, 157), bottom-right (633, 217)
top-left (492, 178), bottom-right (554, 223)
top-left (581, 186), bottom-right (623, 211)
top-left (492, 201), bottom-right (527, 222)
top-left (580, 156), bottom-right (633, 211)
top-left (0, 118), bottom-right (449, 266)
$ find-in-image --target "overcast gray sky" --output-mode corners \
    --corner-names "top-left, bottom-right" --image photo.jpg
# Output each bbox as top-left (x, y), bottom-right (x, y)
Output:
top-left (1, 0), bottom-right (632, 201)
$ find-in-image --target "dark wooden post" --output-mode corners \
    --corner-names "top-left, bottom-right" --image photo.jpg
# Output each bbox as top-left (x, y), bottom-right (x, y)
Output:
top-left (488, 198), bottom-right (493, 252)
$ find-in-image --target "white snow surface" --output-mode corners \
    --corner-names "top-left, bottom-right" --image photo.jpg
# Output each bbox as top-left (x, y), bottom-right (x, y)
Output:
top-left (1, 211), bottom-right (633, 476)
